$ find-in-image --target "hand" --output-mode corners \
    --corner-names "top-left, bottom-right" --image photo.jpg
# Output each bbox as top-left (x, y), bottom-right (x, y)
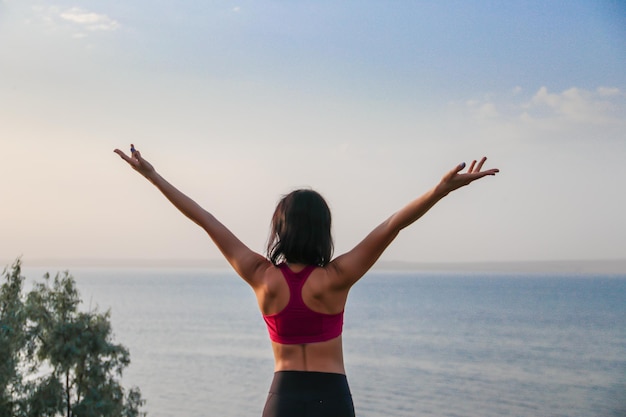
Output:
top-left (113, 144), bottom-right (156, 179)
top-left (435, 157), bottom-right (499, 196)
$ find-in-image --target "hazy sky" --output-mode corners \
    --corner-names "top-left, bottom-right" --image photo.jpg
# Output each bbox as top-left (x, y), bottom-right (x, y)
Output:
top-left (2, 0), bottom-right (625, 266)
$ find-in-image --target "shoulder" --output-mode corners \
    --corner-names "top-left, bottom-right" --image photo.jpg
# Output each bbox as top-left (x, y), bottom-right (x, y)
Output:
top-left (251, 262), bottom-right (286, 291)
top-left (315, 259), bottom-right (364, 292)
top-left (306, 264), bottom-right (350, 293)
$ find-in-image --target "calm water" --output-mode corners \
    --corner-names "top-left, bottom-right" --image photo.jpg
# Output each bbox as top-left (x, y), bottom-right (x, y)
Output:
top-left (21, 267), bottom-right (626, 417)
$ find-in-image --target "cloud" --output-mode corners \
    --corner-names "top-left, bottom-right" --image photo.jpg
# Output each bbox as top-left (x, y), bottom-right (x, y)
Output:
top-left (466, 100), bottom-right (499, 120)
top-left (464, 86), bottom-right (625, 129)
top-left (526, 86), bottom-right (622, 125)
top-left (29, 6), bottom-right (120, 34)
top-left (597, 87), bottom-right (621, 97)
top-left (59, 7), bottom-right (120, 31)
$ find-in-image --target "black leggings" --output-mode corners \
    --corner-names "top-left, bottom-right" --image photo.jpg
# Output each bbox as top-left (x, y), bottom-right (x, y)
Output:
top-left (262, 371), bottom-right (356, 417)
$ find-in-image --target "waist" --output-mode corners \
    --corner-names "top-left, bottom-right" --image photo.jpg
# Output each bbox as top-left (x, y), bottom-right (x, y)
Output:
top-left (271, 335), bottom-right (345, 374)
top-left (269, 371), bottom-right (351, 396)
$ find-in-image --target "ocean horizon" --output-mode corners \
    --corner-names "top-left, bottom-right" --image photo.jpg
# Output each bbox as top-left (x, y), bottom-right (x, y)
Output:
top-left (6, 257), bottom-right (626, 274)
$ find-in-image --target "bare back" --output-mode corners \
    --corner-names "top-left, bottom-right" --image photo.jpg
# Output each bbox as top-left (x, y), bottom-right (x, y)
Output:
top-left (255, 264), bottom-right (349, 374)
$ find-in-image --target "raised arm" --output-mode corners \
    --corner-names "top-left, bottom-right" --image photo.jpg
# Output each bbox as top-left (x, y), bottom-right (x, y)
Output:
top-left (113, 145), bottom-right (268, 285)
top-left (328, 157), bottom-right (499, 288)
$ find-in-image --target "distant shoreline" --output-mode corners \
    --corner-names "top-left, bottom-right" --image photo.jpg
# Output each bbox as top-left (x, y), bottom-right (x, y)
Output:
top-left (372, 259), bottom-right (626, 275)
top-left (4, 258), bottom-right (626, 275)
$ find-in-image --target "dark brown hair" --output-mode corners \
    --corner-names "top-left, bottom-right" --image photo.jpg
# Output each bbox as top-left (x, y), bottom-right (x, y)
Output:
top-left (267, 189), bottom-right (333, 266)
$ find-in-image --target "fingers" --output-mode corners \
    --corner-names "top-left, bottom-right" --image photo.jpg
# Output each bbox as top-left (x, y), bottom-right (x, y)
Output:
top-left (465, 157), bottom-right (489, 173)
top-left (469, 157), bottom-right (499, 178)
top-left (475, 157), bottom-right (487, 172)
top-left (453, 161), bottom-right (466, 175)
top-left (114, 148), bottom-right (132, 162)
top-left (484, 168), bottom-right (500, 176)
top-left (443, 162), bottom-right (465, 182)
top-left (130, 143), bottom-right (146, 162)
top-left (114, 144), bottom-right (140, 165)
top-left (445, 156), bottom-right (498, 180)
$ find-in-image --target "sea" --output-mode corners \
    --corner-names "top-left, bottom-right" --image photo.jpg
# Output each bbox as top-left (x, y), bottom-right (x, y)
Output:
top-left (18, 265), bottom-right (626, 417)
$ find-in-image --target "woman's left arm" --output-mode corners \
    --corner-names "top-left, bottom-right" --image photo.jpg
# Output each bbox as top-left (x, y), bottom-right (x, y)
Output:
top-left (328, 157), bottom-right (499, 288)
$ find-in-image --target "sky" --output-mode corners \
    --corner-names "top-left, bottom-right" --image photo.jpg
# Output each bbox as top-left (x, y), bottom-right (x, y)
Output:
top-left (1, 0), bottom-right (625, 267)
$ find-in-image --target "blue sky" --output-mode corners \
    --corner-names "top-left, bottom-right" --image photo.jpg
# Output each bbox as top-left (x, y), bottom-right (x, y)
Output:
top-left (1, 1), bottom-right (625, 266)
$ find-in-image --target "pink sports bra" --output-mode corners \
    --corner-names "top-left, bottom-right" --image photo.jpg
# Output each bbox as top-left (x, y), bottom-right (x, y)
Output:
top-left (263, 264), bottom-right (344, 344)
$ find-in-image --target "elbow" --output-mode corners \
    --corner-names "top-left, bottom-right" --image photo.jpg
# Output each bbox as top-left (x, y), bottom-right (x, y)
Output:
top-left (379, 218), bottom-right (401, 244)
top-left (385, 214), bottom-right (406, 235)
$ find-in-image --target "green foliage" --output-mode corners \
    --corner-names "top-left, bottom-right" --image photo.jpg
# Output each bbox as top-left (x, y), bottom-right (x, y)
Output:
top-left (0, 258), bottom-right (29, 415)
top-left (0, 259), bottom-right (146, 417)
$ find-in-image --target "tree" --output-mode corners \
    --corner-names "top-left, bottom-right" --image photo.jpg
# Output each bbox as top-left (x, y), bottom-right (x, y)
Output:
top-left (0, 259), bottom-right (146, 417)
top-left (0, 258), bottom-right (29, 415)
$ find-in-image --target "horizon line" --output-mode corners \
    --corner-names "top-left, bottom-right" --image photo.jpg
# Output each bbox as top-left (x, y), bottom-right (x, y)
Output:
top-left (4, 257), bottom-right (626, 274)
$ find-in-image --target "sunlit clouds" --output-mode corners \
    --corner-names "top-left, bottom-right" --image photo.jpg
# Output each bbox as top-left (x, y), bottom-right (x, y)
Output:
top-left (27, 5), bottom-right (120, 39)
top-left (59, 8), bottom-right (120, 31)
top-left (527, 86), bottom-right (624, 125)
top-left (464, 86), bottom-right (625, 131)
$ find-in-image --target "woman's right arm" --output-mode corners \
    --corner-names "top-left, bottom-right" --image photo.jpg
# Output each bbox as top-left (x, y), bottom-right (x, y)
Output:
top-left (114, 145), bottom-right (269, 285)
top-left (327, 157), bottom-right (499, 288)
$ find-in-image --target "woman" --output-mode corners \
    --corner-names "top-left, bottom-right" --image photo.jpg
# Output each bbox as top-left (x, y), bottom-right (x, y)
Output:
top-left (114, 144), bottom-right (499, 417)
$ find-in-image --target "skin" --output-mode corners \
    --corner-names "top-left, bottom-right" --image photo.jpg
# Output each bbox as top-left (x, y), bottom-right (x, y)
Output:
top-left (114, 145), bottom-right (499, 374)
